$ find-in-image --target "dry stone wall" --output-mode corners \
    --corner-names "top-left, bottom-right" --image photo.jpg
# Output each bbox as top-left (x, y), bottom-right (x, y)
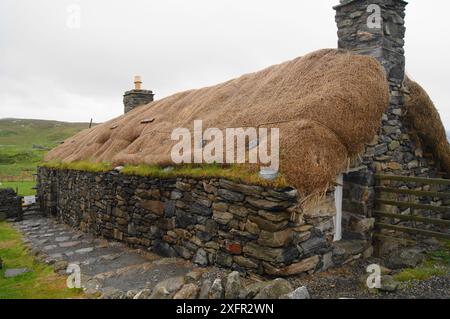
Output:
top-left (37, 167), bottom-right (347, 276)
top-left (0, 188), bottom-right (22, 221)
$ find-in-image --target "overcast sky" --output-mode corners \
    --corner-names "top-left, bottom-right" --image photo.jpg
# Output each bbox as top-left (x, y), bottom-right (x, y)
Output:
top-left (0, 0), bottom-right (449, 129)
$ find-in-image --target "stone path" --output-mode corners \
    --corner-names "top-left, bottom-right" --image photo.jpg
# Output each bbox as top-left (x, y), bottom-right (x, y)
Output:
top-left (11, 211), bottom-right (313, 299)
top-left (13, 211), bottom-right (228, 298)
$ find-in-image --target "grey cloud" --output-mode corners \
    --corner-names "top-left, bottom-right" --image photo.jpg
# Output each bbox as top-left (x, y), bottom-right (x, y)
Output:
top-left (0, 0), bottom-right (449, 128)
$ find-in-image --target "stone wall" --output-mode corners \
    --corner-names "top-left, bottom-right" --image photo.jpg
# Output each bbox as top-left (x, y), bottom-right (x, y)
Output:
top-left (0, 188), bottom-right (23, 221)
top-left (335, 0), bottom-right (448, 248)
top-left (37, 167), bottom-right (364, 276)
top-left (123, 89), bottom-right (154, 114)
top-left (335, 0), bottom-right (424, 178)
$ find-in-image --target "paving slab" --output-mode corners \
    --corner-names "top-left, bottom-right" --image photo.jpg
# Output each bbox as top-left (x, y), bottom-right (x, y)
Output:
top-left (10, 212), bottom-right (215, 297)
top-left (4, 268), bottom-right (30, 278)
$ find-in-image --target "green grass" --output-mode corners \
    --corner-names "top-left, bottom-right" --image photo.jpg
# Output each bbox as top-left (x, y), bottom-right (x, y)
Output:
top-left (120, 163), bottom-right (287, 188)
top-left (41, 161), bottom-right (288, 188)
top-left (394, 248), bottom-right (450, 282)
top-left (41, 160), bottom-right (112, 173)
top-left (394, 265), bottom-right (448, 282)
top-left (0, 181), bottom-right (36, 196)
top-left (0, 222), bottom-right (84, 299)
top-left (0, 118), bottom-right (91, 180)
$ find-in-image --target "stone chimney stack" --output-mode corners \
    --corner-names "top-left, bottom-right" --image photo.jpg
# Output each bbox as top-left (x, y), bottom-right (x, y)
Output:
top-left (334, 0), bottom-right (413, 173)
top-left (334, 0), bottom-right (407, 107)
top-left (123, 75), bottom-right (154, 114)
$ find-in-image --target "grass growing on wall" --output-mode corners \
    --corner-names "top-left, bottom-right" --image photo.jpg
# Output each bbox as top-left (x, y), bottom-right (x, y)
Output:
top-left (121, 163), bottom-right (288, 188)
top-left (41, 161), bottom-right (112, 173)
top-left (0, 222), bottom-right (84, 299)
top-left (41, 161), bottom-right (289, 188)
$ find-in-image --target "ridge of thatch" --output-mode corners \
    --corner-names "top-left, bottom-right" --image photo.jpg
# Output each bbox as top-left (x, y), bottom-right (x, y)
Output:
top-left (45, 49), bottom-right (390, 195)
top-left (404, 77), bottom-right (450, 176)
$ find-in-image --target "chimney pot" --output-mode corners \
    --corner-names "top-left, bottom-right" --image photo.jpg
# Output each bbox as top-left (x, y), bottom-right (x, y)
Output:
top-left (123, 75), bottom-right (154, 114)
top-left (134, 75), bottom-right (142, 90)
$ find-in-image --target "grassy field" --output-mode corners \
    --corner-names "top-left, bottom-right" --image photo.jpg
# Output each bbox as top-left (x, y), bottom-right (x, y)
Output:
top-left (0, 222), bottom-right (84, 299)
top-left (0, 118), bottom-right (90, 192)
top-left (0, 181), bottom-right (36, 197)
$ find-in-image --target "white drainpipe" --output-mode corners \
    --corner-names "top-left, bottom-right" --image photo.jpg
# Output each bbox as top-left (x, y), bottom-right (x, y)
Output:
top-left (333, 174), bottom-right (343, 242)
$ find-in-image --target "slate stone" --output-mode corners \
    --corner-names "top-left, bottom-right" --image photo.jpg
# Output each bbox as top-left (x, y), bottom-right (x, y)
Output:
top-left (208, 278), bottom-right (224, 299)
top-left (254, 279), bottom-right (293, 299)
top-left (217, 189), bottom-right (245, 202)
top-left (153, 240), bottom-right (177, 257)
top-left (4, 268), bottom-right (30, 278)
top-left (224, 271), bottom-right (241, 299)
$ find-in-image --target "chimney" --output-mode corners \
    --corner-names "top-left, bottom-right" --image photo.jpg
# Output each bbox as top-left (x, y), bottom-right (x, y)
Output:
top-left (334, 1), bottom-right (415, 177)
top-left (123, 75), bottom-right (154, 114)
top-left (334, 0), bottom-right (407, 105)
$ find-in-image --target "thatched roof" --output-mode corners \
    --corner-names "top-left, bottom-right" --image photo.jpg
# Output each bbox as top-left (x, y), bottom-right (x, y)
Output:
top-left (404, 78), bottom-right (450, 175)
top-left (45, 49), bottom-right (390, 195)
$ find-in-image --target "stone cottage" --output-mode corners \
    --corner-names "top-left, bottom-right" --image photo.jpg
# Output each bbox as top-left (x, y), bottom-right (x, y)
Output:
top-left (37, 0), bottom-right (450, 276)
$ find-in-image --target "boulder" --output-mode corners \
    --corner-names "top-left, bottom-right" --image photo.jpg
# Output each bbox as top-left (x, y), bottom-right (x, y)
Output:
top-left (185, 269), bottom-right (205, 282)
top-left (199, 279), bottom-right (212, 299)
top-left (378, 275), bottom-right (399, 292)
top-left (149, 276), bottom-right (186, 299)
top-left (224, 271), bottom-right (241, 299)
top-left (100, 287), bottom-right (124, 299)
top-left (254, 279), bottom-right (293, 299)
top-left (133, 289), bottom-right (152, 299)
top-left (242, 281), bottom-right (271, 299)
top-left (4, 268), bottom-right (30, 278)
top-left (208, 278), bottom-right (224, 299)
top-left (386, 248), bottom-right (425, 269)
top-left (280, 286), bottom-right (310, 299)
top-left (173, 284), bottom-right (200, 299)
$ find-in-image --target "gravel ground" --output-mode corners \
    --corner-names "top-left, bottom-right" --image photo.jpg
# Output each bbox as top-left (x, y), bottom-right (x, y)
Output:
top-left (291, 258), bottom-right (450, 299)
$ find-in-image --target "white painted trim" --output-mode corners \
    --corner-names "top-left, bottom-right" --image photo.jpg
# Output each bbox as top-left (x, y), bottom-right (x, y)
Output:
top-left (334, 174), bottom-right (343, 242)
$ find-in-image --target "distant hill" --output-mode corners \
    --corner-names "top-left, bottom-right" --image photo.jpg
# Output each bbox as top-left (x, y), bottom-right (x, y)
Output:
top-left (0, 118), bottom-right (92, 179)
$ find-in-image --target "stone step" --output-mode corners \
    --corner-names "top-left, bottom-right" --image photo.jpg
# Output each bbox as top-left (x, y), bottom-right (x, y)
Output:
top-left (77, 252), bottom-right (152, 277)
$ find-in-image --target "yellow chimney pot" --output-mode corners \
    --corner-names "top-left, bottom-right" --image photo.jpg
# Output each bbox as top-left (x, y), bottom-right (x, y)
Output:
top-left (134, 75), bottom-right (142, 90)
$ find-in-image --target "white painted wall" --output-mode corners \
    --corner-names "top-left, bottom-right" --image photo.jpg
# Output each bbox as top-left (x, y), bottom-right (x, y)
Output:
top-left (333, 174), bottom-right (343, 242)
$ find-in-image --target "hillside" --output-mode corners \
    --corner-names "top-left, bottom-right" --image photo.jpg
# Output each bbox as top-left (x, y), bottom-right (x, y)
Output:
top-left (0, 118), bottom-right (92, 182)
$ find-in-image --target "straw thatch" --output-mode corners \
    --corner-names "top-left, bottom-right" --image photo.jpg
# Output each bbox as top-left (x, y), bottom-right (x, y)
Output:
top-left (404, 77), bottom-right (450, 175)
top-left (45, 49), bottom-right (390, 195)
